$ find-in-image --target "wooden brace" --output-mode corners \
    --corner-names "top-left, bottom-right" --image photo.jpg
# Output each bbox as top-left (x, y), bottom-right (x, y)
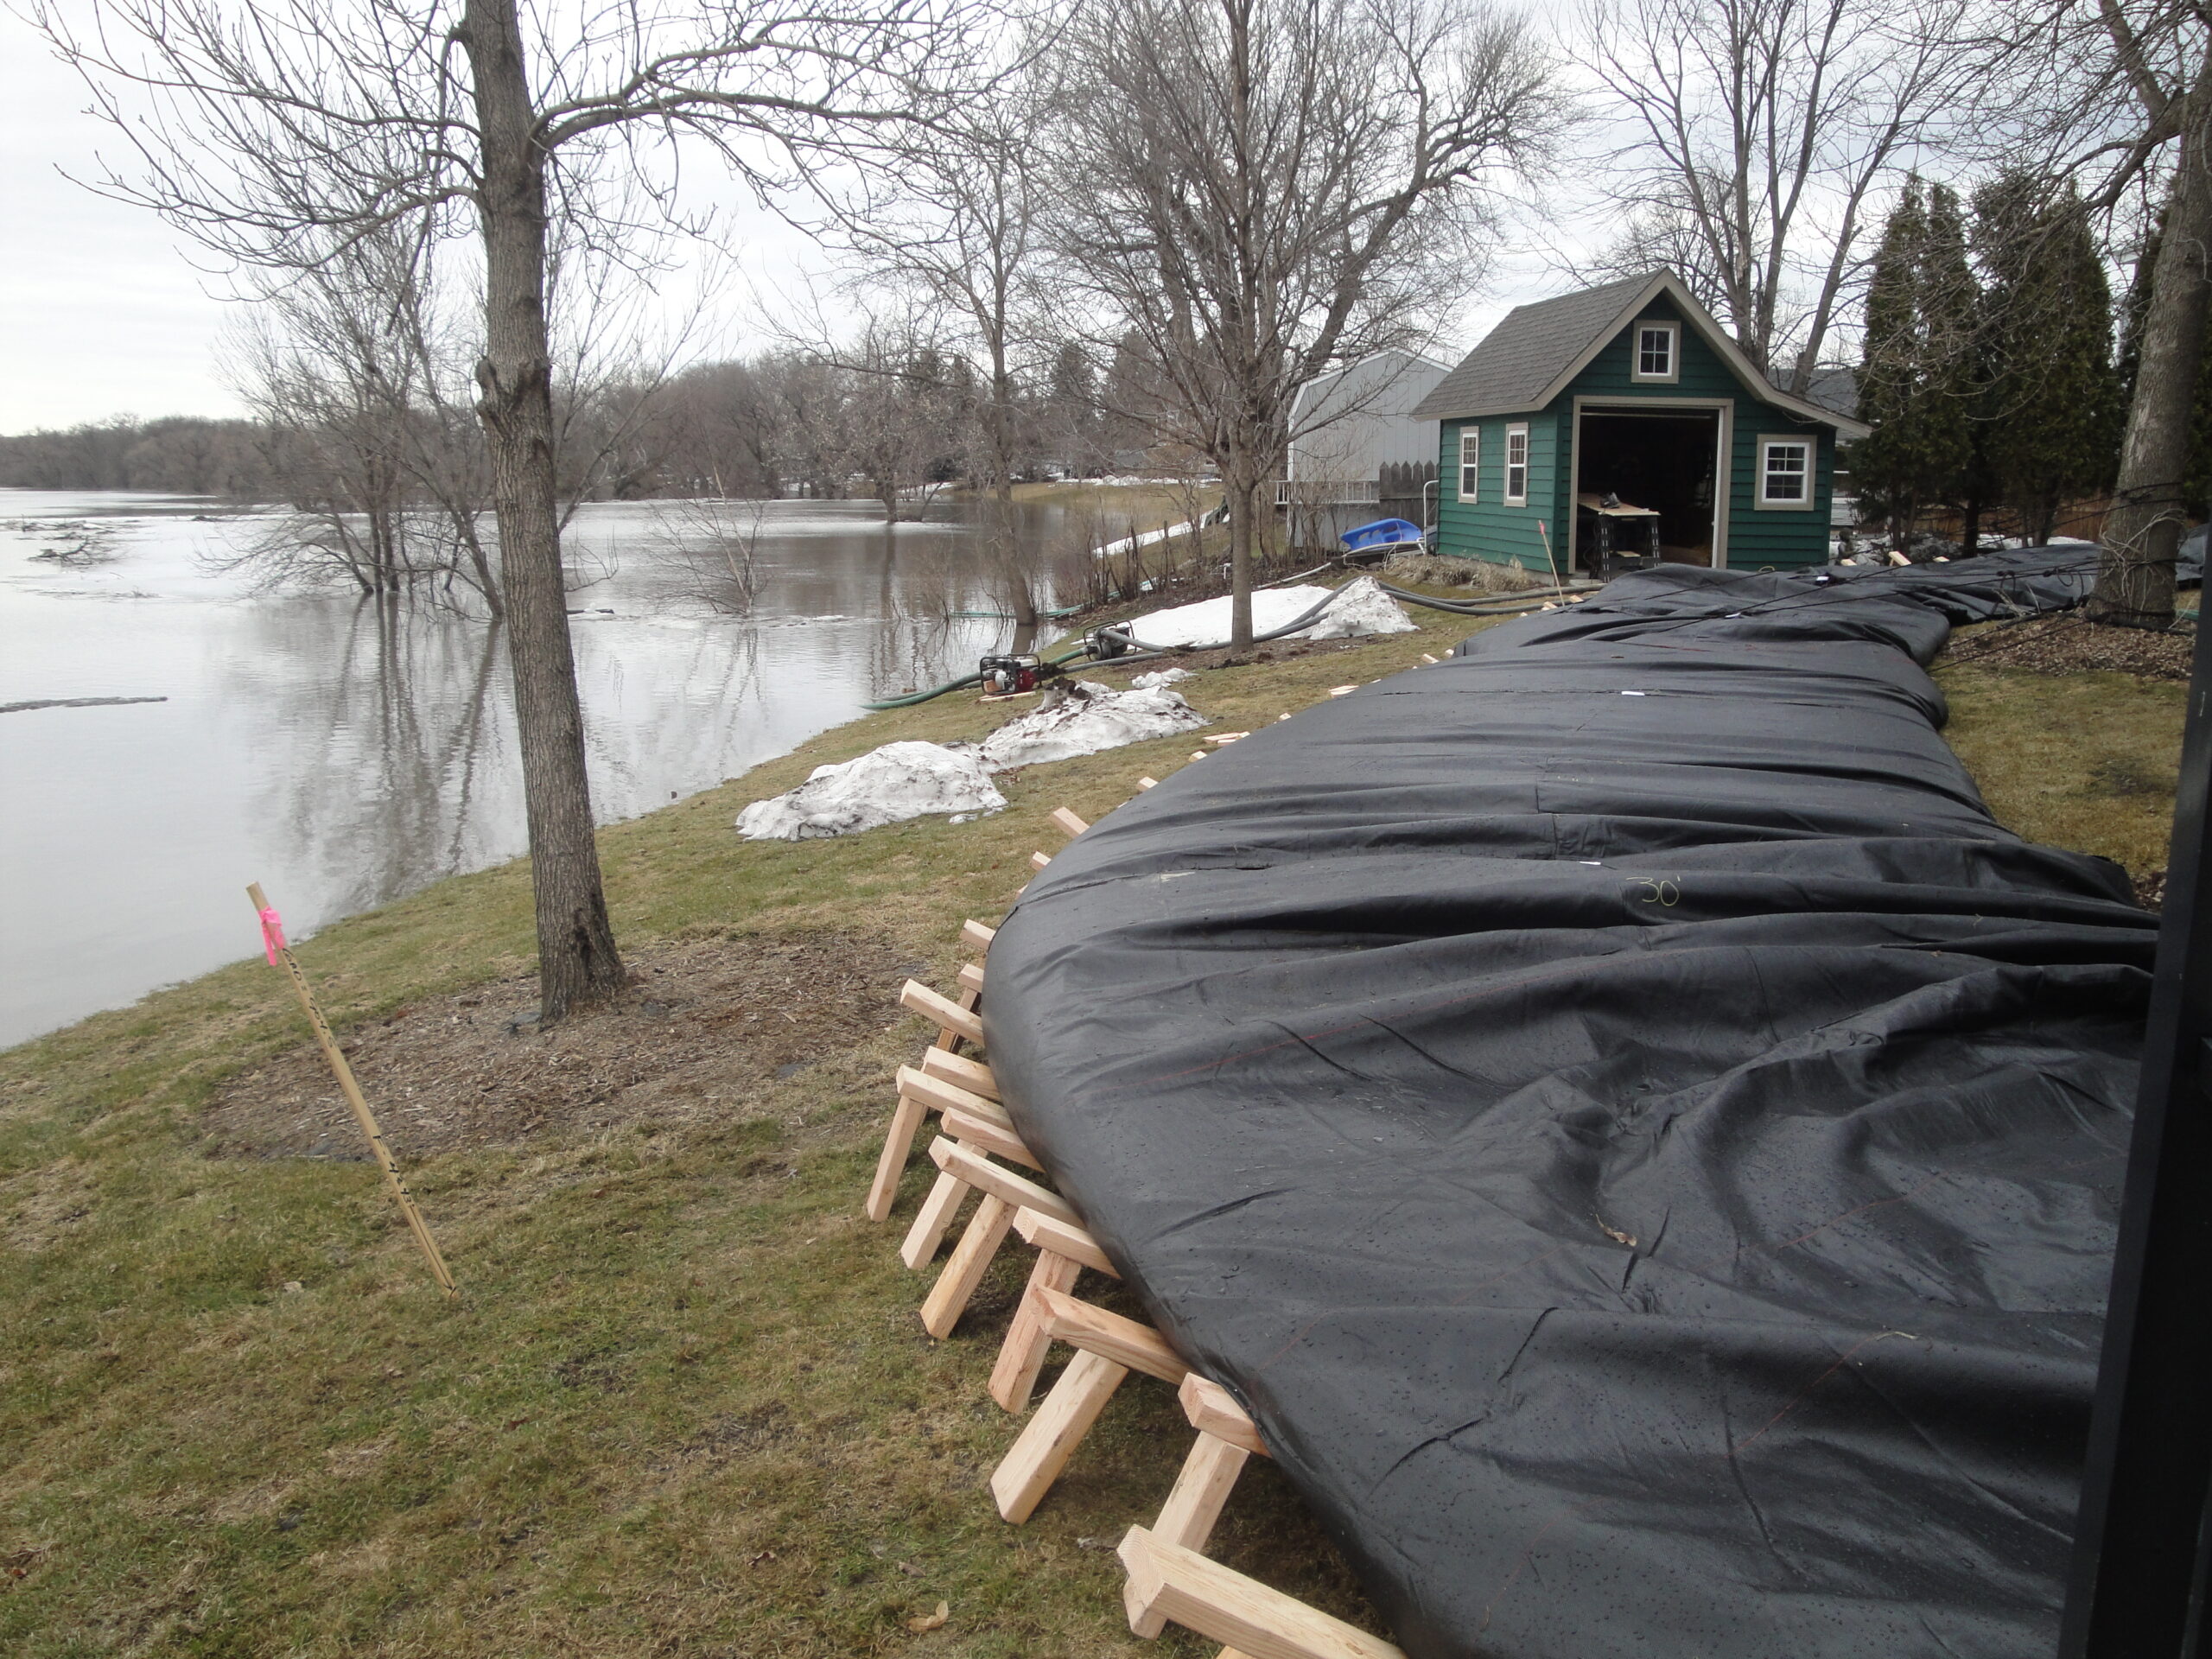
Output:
top-left (900, 979), bottom-right (984, 1047)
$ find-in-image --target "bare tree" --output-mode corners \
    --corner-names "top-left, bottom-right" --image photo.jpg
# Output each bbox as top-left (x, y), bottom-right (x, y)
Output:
top-left (804, 62), bottom-right (1054, 620)
top-left (1046, 0), bottom-right (1565, 649)
top-left (1583, 0), bottom-right (1974, 395)
top-left (29, 0), bottom-right (1002, 1017)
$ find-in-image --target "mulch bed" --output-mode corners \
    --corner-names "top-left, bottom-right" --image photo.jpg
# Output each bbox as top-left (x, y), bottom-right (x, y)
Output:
top-left (1945, 613), bottom-right (2196, 680)
top-left (203, 934), bottom-right (922, 1160)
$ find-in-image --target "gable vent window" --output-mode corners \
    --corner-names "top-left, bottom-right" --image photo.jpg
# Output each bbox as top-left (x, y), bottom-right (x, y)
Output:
top-left (1633, 321), bottom-right (1678, 383)
top-left (1504, 424), bottom-right (1529, 506)
top-left (1759, 437), bottom-right (1812, 507)
top-left (1459, 428), bottom-right (1480, 503)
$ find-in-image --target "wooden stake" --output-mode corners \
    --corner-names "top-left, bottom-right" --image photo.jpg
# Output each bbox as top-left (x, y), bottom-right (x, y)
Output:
top-left (1137, 777), bottom-right (1159, 791)
top-left (991, 1349), bottom-right (1129, 1522)
top-left (962, 918), bottom-right (997, 956)
top-left (989, 1249), bottom-right (1085, 1412)
top-left (246, 884), bottom-right (456, 1298)
top-left (918, 1192), bottom-right (1014, 1338)
top-left (1030, 850), bottom-right (1052, 871)
top-left (1052, 806), bottom-right (1090, 838)
top-left (900, 1170), bottom-right (970, 1268)
top-left (957, 961), bottom-right (986, 997)
top-left (866, 1088), bottom-right (929, 1222)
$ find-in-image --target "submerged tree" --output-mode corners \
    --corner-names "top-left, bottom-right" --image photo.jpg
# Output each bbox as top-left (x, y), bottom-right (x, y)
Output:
top-left (30, 0), bottom-right (1003, 1018)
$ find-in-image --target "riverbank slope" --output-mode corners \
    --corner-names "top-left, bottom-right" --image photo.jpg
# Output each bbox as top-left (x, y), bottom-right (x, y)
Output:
top-left (0, 606), bottom-right (2187, 1656)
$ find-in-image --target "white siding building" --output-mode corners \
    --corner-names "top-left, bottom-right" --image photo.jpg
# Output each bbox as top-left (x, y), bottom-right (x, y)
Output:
top-left (1286, 350), bottom-right (1452, 490)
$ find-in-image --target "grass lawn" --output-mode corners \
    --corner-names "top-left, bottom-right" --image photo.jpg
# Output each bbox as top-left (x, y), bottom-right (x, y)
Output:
top-left (0, 601), bottom-right (2187, 1657)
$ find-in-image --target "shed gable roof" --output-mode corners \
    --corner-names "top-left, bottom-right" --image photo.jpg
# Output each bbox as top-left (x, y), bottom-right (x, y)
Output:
top-left (1411, 270), bottom-right (1871, 438)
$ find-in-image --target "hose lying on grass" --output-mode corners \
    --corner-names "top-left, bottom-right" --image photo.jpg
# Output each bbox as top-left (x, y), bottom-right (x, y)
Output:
top-left (861, 576), bottom-right (1596, 709)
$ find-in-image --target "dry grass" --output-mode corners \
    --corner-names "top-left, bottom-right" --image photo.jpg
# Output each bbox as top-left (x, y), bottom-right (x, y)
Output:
top-left (0, 604), bottom-right (1474, 1659)
top-left (0, 595), bottom-right (2183, 1658)
top-left (1934, 622), bottom-right (2189, 883)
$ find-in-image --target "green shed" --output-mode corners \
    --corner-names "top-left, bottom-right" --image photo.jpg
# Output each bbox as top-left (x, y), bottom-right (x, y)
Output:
top-left (1411, 270), bottom-right (1870, 577)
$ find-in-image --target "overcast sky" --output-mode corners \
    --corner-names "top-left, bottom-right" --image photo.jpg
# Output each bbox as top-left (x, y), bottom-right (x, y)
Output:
top-left (0, 7), bottom-right (1569, 438)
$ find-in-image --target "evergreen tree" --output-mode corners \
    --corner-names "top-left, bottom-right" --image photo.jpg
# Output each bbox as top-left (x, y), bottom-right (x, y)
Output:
top-left (2120, 210), bottom-right (2212, 522)
top-left (1975, 173), bottom-right (2124, 544)
top-left (1855, 179), bottom-right (1977, 547)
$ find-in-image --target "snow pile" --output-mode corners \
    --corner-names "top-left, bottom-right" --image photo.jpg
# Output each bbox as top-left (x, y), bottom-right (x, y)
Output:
top-left (1124, 586), bottom-right (1334, 646)
top-left (980, 681), bottom-right (1210, 769)
top-left (735, 741), bottom-right (1004, 841)
top-left (1303, 575), bottom-right (1418, 639)
top-left (1130, 666), bottom-right (1192, 689)
top-left (1124, 576), bottom-right (1415, 647)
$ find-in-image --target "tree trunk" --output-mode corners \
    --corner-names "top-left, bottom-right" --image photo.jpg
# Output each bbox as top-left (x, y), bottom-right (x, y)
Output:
top-left (1225, 448), bottom-right (1255, 651)
top-left (2091, 71), bottom-right (2212, 628)
top-left (463, 0), bottom-right (625, 1020)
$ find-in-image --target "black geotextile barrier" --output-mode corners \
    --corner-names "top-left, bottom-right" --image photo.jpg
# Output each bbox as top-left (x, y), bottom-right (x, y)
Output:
top-left (982, 546), bottom-right (2161, 1659)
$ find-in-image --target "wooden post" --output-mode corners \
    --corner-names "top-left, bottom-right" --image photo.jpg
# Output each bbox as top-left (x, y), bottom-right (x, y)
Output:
top-left (246, 884), bottom-right (456, 1298)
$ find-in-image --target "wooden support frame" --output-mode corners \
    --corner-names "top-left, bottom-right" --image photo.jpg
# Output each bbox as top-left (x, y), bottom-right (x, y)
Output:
top-left (912, 1141), bottom-right (1078, 1334)
top-left (962, 918), bottom-right (997, 956)
top-left (988, 1212), bottom-right (1120, 1412)
top-left (1119, 1528), bottom-right (1406, 1659)
top-left (991, 1349), bottom-right (1130, 1522)
top-left (988, 1247), bottom-right (1084, 1411)
top-left (1052, 807), bottom-right (1090, 838)
top-left (988, 1287), bottom-right (1186, 1521)
top-left (958, 961), bottom-right (986, 997)
top-left (1030, 850), bottom-right (1052, 871)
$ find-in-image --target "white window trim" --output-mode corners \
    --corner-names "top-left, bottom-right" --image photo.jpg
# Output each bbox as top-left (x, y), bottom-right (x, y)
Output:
top-left (1503, 423), bottom-right (1529, 507)
top-left (1756, 435), bottom-right (1815, 510)
top-left (1457, 427), bottom-right (1480, 504)
top-left (1631, 321), bottom-right (1680, 385)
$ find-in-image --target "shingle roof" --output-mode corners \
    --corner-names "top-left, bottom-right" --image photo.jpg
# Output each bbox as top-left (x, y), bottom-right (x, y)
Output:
top-left (1409, 274), bottom-right (1656, 420)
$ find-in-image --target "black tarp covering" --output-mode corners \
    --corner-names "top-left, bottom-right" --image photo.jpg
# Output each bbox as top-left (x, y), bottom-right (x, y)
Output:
top-left (982, 549), bottom-right (2160, 1658)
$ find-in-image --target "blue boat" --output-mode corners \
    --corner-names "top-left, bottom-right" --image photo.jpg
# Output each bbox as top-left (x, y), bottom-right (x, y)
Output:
top-left (1339, 517), bottom-right (1427, 563)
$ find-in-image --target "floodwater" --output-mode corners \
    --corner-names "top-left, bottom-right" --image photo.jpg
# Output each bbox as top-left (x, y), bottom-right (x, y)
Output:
top-left (0, 490), bottom-right (1128, 1047)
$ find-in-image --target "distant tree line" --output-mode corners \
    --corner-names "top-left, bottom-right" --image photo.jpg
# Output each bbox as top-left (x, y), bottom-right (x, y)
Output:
top-left (0, 416), bottom-right (278, 495)
top-left (0, 340), bottom-right (1139, 508)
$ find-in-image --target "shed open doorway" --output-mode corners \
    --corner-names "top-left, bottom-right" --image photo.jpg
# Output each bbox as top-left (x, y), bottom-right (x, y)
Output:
top-left (1572, 406), bottom-right (1722, 574)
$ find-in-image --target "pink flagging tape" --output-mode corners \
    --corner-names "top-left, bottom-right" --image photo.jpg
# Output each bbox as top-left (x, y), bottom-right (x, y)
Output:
top-left (259, 906), bottom-right (287, 965)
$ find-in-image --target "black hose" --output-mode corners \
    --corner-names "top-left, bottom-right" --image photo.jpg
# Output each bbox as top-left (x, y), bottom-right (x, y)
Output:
top-left (1097, 587), bottom-right (1344, 655)
top-left (1371, 581), bottom-right (1580, 616)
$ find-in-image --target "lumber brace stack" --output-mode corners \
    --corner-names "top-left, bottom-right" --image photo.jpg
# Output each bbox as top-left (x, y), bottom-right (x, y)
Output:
top-left (866, 786), bottom-right (1408, 1659)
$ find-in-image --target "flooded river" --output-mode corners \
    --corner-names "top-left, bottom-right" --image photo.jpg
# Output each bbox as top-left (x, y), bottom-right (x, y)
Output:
top-left (0, 489), bottom-right (1135, 1046)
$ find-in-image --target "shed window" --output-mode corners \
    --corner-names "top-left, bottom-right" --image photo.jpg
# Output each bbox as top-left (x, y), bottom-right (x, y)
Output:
top-left (1504, 424), bottom-right (1529, 505)
top-left (1632, 322), bottom-right (1679, 383)
top-left (1758, 437), bottom-right (1812, 507)
top-left (1458, 429), bottom-right (1479, 503)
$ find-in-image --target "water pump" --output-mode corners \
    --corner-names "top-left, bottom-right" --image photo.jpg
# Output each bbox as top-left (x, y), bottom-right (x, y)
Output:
top-left (978, 653), bottom-right (1044, 695)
